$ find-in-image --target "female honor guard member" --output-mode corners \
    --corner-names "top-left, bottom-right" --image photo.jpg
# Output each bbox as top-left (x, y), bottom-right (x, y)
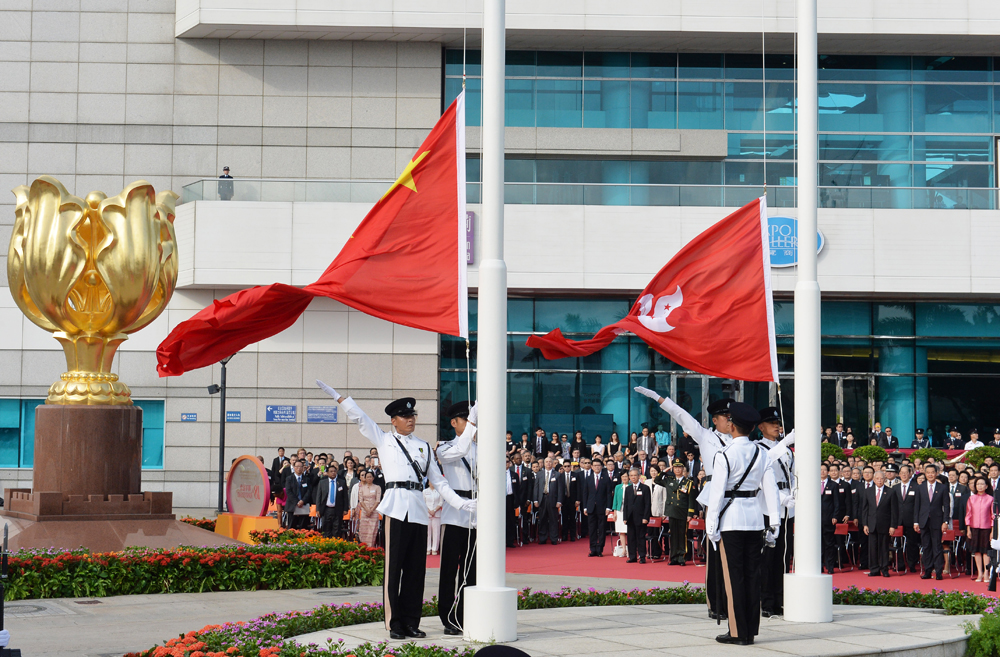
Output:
top-left (316, 380), bottom-right (476, 640)
top-left (634, 386), bottom-right (732, 620)
top-left (705, 402), bottom-right (779, 646)
top-left (755, 407), bottom-right (796, 618)
top-left (436, 400), bottom-right (479, 635)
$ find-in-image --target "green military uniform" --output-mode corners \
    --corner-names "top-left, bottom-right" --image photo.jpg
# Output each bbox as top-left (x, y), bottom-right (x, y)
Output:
top-left (662, 460), bottom-right (696, 565)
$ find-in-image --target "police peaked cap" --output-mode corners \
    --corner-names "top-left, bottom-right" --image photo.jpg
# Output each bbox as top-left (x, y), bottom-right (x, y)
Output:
top-left (728, 401), bottom-right (761, 425)
top-left (385, 397), bottom-right (417, 417)
top-left (707, 398), bottom-right (734, 415)
top-left (916, 428), bottom-right (925, 434)
top-left (446, 400), bottom-right (470, 419)
top-left (671, 459), bottom-right (685, 468)
top-left (758, 406), bottom-right (781, 423)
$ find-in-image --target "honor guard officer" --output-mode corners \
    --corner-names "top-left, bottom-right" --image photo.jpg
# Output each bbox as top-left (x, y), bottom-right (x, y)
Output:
top-left (663, 459), bottom-right (696, 565)
top-left (755, 407), bottom-right (796, 618)
top-left (634, 386), bottom-right (733, 620)
top-left (436, 400), bottom-right (479, 635)
top-left (315, 381), bottom-right (476, 640)
top-left (705, 402), bottom-right (780, 646)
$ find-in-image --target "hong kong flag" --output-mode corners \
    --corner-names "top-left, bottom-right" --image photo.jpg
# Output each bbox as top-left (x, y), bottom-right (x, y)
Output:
top-left (156, 92), bottom-right (468, 376)
top-left (526, 198), bottom-right (778, 382)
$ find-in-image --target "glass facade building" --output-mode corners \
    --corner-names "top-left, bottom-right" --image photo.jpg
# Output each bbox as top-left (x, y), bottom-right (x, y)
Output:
top-left (440, 299), bottom-right (1000, 448)
top-left (449, 51), bottom-right (999, 209)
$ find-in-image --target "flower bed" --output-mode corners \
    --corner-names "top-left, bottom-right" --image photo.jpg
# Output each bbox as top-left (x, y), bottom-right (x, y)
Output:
top-left (128, 584), bottom-right (992, 657)
top-left (249, 529), bottom-right (322, 544)
top-left (8, 540), bottom-right (383, 601)
top-left (180, 517), bottom-right (217, 532)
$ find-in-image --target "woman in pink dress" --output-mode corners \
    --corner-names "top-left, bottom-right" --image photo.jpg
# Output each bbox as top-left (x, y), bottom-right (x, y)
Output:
top-left (965, 477), bottom-right (994, 582)
top-left (356, 470), bottom-right (382, 547)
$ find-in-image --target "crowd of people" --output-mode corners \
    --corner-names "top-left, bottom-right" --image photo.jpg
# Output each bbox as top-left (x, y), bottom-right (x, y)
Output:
top-left (818, 421), bottom-right (1000, 451)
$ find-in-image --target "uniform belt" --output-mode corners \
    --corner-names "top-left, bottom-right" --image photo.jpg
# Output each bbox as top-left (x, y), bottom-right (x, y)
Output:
top-left (724, 489), bottom-right (760, 498)
top-left (455, 490), bottom-right (473, 499)
top-left (386, 481), bottom-right (424, 491)
top-left (777, 482), bottom-right (789, 490)
top-left (705, 475), bottom-right (712, 482)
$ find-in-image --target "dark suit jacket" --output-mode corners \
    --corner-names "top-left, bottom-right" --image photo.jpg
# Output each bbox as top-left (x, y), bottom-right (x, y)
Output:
top-left (635, 460), bottom-right (651, 478)
top-left (894, 480), bottom-right (918, 525)
top-left (559, 471), bottom-right (579, 504)
top-left (533, 468), bottom-right (566, 508)
top-left (532, 435), bottom-right (548, 457)
top-left (833, 431), bottom-right (846, 447)
top-left (285, 473), bottom-right (311, 506)
top-left (510, 465), bottom-right (532, 505)
top-left (950, 483), bottom-right (970, 529)
top-left (913, 481), bottom-right (949, 529)
top-left (877, 434), bottom-right (899, 450)
top-left (581, 471), bottom-right (614, 515)
top-left (270, 457), bottom-right (284, 478)
top-left (623, 482), bottom-right (652, 524)
top-left (833, 478), bottom-right (853, 521)
top-left (313, 475), bottom-right (348, 515)
top-left (862, 485), bottom-right (899, 533)
top-left (685, 459), bottom-right (702, 478)
top-left (821, 478), bottom-right (840, 526)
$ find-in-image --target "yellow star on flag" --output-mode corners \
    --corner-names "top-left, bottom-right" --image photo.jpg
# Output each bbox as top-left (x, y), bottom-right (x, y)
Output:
top-left (381, 150), bottom-right (431, 201)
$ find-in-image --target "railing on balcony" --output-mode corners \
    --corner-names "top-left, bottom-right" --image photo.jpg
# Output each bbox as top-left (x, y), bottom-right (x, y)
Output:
top-left (182, 179), bottom-right (997, 210)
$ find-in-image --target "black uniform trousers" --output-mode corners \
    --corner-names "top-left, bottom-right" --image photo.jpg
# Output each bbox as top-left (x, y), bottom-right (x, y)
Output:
top-left (289, 509), bottom-right (310, 529)
top-left (588, 511), bottom-right (608, 555)
top-left (706, 541), bottom-right (728, 617)
top-left (537, 495), bottom-right (560, 544)
top-left (626, 519), bottom-right (647, 560)
top-left (439, 525), bottom-right (477, 629)
top-left (505, 493), bottom-right (518, 546)
top-left (821, 523), bottom-right (836, 573)
top-left (759, 514), bottom-right (792, 614)
top-left (668, 515), bottom-right (687, 563)
top-left (920, 524), bottom-right (945, 575)
top-left (561, 500), bottom-right (577, 541)
top-left (320, 506), bottom-right (342, 538)
top-left (720, 530), bottom-right (764, 641)
top-left (383, 516), bottom-right (428, 633)
top-left (903, 525), bottom-right (921, 570)
top-left (868, 528), bottom-right (892, 574)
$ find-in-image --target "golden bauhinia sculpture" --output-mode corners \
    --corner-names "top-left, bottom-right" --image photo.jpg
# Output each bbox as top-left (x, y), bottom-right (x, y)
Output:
top-left (8, 176), bottom-right (178, 405)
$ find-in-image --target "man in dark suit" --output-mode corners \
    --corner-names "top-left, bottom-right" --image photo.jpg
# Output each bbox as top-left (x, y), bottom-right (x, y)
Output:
top-left (314, 462), bottom-right (348, 538)
top-left (893, 464), bottom-right (920, 573)
top-left (862, 470), bottom-right (898, 577)
top-left (509, 453), bottom-right (531, 542)
top-left (880, 427), bottom-right (899, 450)
top-left (505, 457), bottom-right (518, 547)
top-left (533, 457), bottom-right (564, 545)
top-left (820, 463), bottom-right (840, 574)
top-left (285, 460), bottom-right (312, 529)
top-left (634, 451), bottom-right (652, 478)
top-left (829, 464), bottom-right (852, 568)
top-left (870, 423), bottom-right (886, 447)
top-left (532, 428), bottom-right (548, 458)
top-left (559, 461), bottom-right (579, 542)
top-left (684, 450), bottom-right (701, 479)
top-left (913, 462), bottom-right (949, 580)
top-left (833, 423), bottom-right (847, 447)
top-left (623, 467), bottom-right (652, 563)
top-left (581, 458), bottom-right (614, 556)
top-left (948, 469), bottom-right (969, 531)
top-left (270, 447), bottom-right (286, 482)
top-left (855, 466), bottom-right (875, 569)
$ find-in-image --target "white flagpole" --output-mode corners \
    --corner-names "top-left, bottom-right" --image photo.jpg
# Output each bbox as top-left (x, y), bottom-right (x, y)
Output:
top-left (784, 0), bottom-right (833, 623)
top-left (463, 0), bottom-right (518, 642)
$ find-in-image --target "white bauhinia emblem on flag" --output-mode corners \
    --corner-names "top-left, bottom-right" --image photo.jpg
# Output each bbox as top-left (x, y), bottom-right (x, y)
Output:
top-left (636, 286), bottom-right (683, 333)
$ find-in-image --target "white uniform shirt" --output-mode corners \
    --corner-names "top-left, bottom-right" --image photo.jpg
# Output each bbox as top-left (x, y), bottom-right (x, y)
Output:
top-left (965, 439), bottom-right (984, 450)
top-left (658, 397), bottom-right (731, 506)
top-left (436, 420), bottom-right (478, 528)
top-left (706, 436), bottom-right (779, 534)
top-left (756, 435), bottom-right (796, 518)
top-left (340, 397), bottom-right (467, 524)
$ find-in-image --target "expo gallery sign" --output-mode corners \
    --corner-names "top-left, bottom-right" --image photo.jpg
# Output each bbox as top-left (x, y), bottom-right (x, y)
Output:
top-left (767, 215), bottom-right (825, 268)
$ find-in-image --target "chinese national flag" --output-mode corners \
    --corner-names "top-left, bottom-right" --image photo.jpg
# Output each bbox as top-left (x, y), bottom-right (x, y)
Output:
top-left (156, 93), bottom-right (469, 376)
top-left (526, 198), bottom-right (778, 382)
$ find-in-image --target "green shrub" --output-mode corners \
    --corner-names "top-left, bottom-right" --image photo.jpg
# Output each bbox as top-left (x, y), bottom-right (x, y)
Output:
top-left (910, 448), bottom-right (948, 463)
top-left (965, 607), bottom-right (1000, 657)
top-left (852, 445), bottom-right (888, 463)
top-left (966, 446), bottom-right (1000, 470)
top-left (822, 442), bottom-right (846, 462)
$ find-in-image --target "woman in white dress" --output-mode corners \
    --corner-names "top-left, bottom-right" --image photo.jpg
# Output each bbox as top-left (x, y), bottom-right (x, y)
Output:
top-left (591, 435), bottom-right (606, 457)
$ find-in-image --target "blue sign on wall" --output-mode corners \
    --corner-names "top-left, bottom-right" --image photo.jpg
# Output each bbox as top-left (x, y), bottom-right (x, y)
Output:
top-left (226, 410), bottom-right (241, 422)
top-left (767, 216), bottom-right (826, 268)
top-left (265, 405), bottom-right (297, 422)
top-left (181, 413), bottom-right (197, 422)
top-left (307, 405), bottom-right (338, 423)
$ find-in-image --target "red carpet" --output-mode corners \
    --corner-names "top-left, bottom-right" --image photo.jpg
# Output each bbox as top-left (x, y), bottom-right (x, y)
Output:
top-left (428, 539), bottom-right (1000, 595)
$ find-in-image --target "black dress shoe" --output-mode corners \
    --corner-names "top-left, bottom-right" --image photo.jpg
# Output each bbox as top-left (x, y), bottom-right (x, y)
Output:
top-left (882, 572), bottom-right (890, 577)
top-left (868, 570), bottom-right (881, 577)
top-left (910, 566), bottom-right (919, 573)
top-left (716, 633), bottom-right (749, 645)
top-left (390, 630), bottom-right (406, 640)
top-left (626, 558), bottom-right (637, 563)
top-left (640, 558), bottom-right (647, 564)
top-left (443, 625), bottom-right (463, 636)
top-left (920, 573), bottom-right (932, 580)
top-left (403, 627), bottom-right (426, 638)
top-left (761, 610), bottom-right (773, 618)
top-left (936, 573), bottom-right (943, 580)
top-left (588, 552), bottom-right (597, 557)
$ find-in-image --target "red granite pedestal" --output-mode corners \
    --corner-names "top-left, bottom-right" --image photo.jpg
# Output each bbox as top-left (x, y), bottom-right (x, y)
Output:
top-left (1, 405), bottom-right (241, 551)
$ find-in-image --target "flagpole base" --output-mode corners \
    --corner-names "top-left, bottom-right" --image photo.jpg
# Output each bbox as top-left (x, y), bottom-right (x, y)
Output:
top-left (463, 586), bottom-right (517, 642)
top-left (783, 573), bottom-right (832, 623)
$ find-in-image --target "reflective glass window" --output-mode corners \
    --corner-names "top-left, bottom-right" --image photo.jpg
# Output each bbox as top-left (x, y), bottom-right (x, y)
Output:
top-left (823, 301), bottom-right (872, 335)
top-left (679, 53), bottom-right (723, 79)
top-left (446, 48), bottom-right (482, 77)
top-left (630, 81), bottom-right (676, 129)
top-left (819, 162), bottom-right (911, 187)
top-left (505, 79), bottom-right (535, 126)
top-left (630, 53), bottom-right (676, 79)
top-left (508, 335), bottom-right (538, 370)
top-left (678, 81), bottom-right (724, 129)
top-left (0, 399), bottom-right (19, 468)
top-left (504, 158), bottom-right (534, 182)
top-left (819, 134), bottom-right (910, 161)
top-left (536, 51), bottom-right (582, 78)
top-left (506, 51), bottom-right (535, 77)
top-left (874, 303), bottom-right (915, 336)
top-left (726, 134), bottom-right (796, 160)
top-left (913, 84), bottom-right (991, 133)
top-left (725, 81), bottom-right (795, 131)
top-left (918, 163), bottom-right (992, 187)
top-left (466, 156), bottom-right (481, 183)
top-left (724, 53), bottom-right (795, 80)
top-left (535, 159), bottom-right (603, 183)
top-left (913, 135), bottom-right (992, 162)
top-left (583, 80), bottom-right (630, 128)
top-left (534, 299), bottom-right (630, 334)
top-left (447, 77), bottom-right (482, 126)
top-left (817, 55), bottom-right (911, 81)
top-left (639, 160), bottom-right (723, 185)
top-left (536, 79), bottom-right (582, 127)
top-left (508, 298), bottom-right (533, 331)
top-left (912, 56), bottom-right (990, 82)
top-left (584, 52), bottom-right (630, 78)
top-left (135, 399), bottom-right (164, 469)
top-left (20, 399), bottom-right (43, 468)
top-left (917, 304), bottom-right (1000, 337)
top-left (818, 83), bottom-right (911, 132)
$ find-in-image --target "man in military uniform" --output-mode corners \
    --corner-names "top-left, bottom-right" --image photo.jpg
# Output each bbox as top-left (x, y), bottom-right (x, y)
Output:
top-left (662, 458), bottom-right (695, 565)
top-left (705, 402), bottom-right (779, 646)
top-left (315, 381), bottom-right (476, 640)
top-left (634, 385), bottom-right (732, 620)
top-left (756, 407), bottom-right (796, 618)
top-left (435, 400), bottom-right (479, 635)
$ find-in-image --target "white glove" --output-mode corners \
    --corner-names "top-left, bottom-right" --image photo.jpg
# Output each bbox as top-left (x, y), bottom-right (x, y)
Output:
top-left (634, 386), bottom-right (661, 401)
top-left (783, 496), bottom-right (796, 515)
top-left (467, 401), bottom-right (478, 425)
top-left (766, 526), bottom-right (779, 543)
top-left (706, 519), bottom-right (720, 544)
top-left (0, 629), bottom-right (10, 648)
top-left (461, 499), bottom-right (477, 513)
top-left (316, 379), bottom-right (340, 400)
top-left (781, 429), bottom-right (795, 447)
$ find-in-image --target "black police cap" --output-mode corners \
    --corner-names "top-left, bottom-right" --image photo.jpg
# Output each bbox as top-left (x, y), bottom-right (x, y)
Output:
top-left (385, 397), bottom-right (417, 417)
top-left (707, 398), bottom-right (734, 415)
top-left (728, 401), bottom-right (760, 426)
top-left (446, 400), bottom-right (470, 419)
top-left (758, 406), bottom-right (781, 423)
top-left (671, 458), bottom-right (685, 468)
top-left (916, 428), bottom-right (925, 434)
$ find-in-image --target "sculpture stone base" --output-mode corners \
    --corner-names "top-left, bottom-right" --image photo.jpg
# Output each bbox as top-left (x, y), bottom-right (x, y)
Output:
top-left (2, 516), bottom-right (242, 552)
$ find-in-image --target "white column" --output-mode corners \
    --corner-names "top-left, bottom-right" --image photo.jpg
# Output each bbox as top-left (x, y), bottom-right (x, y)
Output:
top-left (463, 0), bottom-right (518, 642)
top-left (784, 0), bottom-right (832, 623)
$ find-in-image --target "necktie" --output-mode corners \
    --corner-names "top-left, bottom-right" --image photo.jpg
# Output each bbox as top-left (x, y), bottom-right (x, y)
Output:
top-left (876, 488), bottom-right (881, 506)
top-left (950, 485), bottom-right (956, 516)
top-left (929, 484), bottom-right (934, 501)
top-left (595, 476), bottom-right (599, 491)
top-left (821, 480), bottom-right (825, 494)
top-left (327, 478), bottom-right (336, 506)
top-left (566, 473), bottom-right (570, 496)
top-left (544, 471), bottom-right (550, 495)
